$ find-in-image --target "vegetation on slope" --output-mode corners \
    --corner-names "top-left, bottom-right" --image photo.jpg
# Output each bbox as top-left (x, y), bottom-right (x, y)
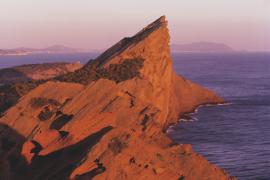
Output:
top-left (56, 58), bottom-right (144, 84)
top-left (0, 81), bottom-right (44, 116)
top-left (0, 58), bottom-right (144, 116)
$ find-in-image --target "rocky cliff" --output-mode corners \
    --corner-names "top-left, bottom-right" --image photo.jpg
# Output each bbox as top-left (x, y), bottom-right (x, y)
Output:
top-left (0, 16), bottom-right (235, 180)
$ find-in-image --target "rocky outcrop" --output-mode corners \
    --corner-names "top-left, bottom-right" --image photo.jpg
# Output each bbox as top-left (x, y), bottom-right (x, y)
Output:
top-left (0, 16), bottom-right (235, 179)
top-left (0, 62), bottom-right (82, 84)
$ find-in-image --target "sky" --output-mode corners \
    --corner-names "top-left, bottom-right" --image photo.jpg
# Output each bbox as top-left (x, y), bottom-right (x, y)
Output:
top-left (0, 0), bottom-right (270, 51)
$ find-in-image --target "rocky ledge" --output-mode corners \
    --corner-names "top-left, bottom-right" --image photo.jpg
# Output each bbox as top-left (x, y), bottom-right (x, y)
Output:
top-left (0, 16), bottom-right (236, 180)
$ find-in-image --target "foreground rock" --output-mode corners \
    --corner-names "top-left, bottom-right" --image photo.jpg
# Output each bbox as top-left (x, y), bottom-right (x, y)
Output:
top-left (0, 16), bottom-right (235, 180)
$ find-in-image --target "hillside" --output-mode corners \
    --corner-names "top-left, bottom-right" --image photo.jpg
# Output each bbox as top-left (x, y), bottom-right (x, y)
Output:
top-left (0, 16), bottom-right (235, 180)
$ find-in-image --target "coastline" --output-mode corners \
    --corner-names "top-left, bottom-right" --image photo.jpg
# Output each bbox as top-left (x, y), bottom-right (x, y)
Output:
top-left (166, 101), bottom-right (232, 133)
top-left (165, 101), bottom-right (236, 178)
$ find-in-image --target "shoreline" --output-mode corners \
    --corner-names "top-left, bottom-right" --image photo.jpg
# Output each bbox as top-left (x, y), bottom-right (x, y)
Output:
top-left (166, 101), bottom-right (232, 134)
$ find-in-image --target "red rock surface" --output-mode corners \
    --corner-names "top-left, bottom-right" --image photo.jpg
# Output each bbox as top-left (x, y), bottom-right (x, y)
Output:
top-left (0, 16), bottom-right (236, 180)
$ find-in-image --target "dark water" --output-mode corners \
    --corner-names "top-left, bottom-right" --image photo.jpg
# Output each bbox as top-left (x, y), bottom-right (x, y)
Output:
top-left (0, 52), bottom-right (99, 69)
top-left (168, 52), bottom-right (270, 180)
top-left (0, 52), bottom-right (270, 179)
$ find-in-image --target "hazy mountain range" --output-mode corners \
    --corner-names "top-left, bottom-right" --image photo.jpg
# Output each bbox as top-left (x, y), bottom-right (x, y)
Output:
top-left (0, 45), bottom-right (86, 56)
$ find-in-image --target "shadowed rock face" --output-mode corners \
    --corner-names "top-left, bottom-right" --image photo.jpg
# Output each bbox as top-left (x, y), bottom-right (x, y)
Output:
top-left (0, 124), bottom-right (28, 180)
top-left (0, 16), bottom-right (236, 180)
top-left (26, 126), bottom-right (113, 180)
top-left (0, 123), bottom-right (112, 180)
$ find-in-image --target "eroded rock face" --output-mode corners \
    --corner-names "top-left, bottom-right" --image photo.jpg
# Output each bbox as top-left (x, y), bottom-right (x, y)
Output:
top-left (0, 16), bottom-right (235, 180)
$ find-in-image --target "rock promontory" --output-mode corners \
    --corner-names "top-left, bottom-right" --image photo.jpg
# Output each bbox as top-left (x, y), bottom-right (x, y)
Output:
top-left (0, 16), bottom-right (235, 180)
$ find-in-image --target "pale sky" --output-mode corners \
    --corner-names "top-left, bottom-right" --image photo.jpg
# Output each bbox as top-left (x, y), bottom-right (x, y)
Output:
top-left (0, 0), bottom-right (270, 51)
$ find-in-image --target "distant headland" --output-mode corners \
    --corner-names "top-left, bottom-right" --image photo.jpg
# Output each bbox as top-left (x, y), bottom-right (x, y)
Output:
top-left (0, 45), bottom-right (88, 56)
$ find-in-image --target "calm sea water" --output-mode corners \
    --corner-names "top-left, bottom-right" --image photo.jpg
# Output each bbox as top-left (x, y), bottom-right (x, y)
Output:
top-left (169, 52), bottom-right (270, 180)
top-left (0, 52), bottom-right (269, 179)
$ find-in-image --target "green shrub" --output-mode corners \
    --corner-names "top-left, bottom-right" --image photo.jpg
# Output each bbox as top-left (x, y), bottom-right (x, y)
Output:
top-left (56, 58), bottom-right (144, 84)
top-left (0, 80), bottom-right (45, 115)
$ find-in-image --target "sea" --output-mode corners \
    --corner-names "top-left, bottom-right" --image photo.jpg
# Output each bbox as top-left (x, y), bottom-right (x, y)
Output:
top-left (170, 52), bottom-right (270, 180)
top-left (0, 52), bottom-right (270, 179)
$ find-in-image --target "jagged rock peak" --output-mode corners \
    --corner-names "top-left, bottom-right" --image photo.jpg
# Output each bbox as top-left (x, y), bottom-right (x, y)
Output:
top-left (137, 15), bottom-right (167, 33)
top-left (58, 16), bottom-right (171, 85)
top-left (88, 15), bottom-right (168, 66)
top-left (134, 15), bottom-right (167, 37)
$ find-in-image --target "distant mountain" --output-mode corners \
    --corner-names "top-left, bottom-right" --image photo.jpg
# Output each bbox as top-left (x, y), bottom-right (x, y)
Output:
top-left (42, 45), bottom-right (79, 53)
top-left (0, 45), bottom-right (86, 56)
top-left (171, 42), bottom-right (234, 52)
top-left (0, 49), bottom-right (29, 56)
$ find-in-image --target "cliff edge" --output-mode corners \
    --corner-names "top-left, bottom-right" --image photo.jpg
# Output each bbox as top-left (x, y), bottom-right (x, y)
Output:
top-left (0, 16), bottom-right (235, 180)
